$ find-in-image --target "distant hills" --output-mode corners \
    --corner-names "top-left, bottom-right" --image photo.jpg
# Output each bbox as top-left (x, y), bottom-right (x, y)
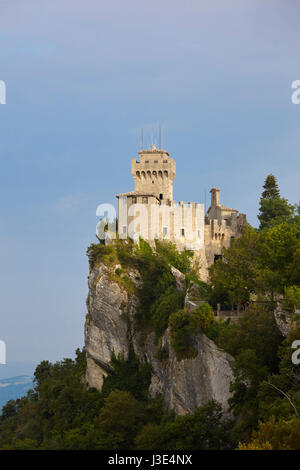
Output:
top-left (0, 376), bottom-right (34, 411)
top-left (0, 362), bottom-right (37, 411)
top-left (0, 362), bottom-right (37, 380)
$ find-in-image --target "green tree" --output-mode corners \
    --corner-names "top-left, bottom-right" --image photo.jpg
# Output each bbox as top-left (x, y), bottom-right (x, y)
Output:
top-left (257, 222), bottom-right (300, 297)
top-left (229, 349), bottom-right (269, 440)
top-left (261, 174), bottom-right (280, 199)
top-left (151, 286), bottom-right (184, 337)
top-left (163, 401), bottom-right (233, 450)
top-left (258, 174), bottom-right (295, 230)
top-left (101, 348), bottom-right (151, 401)
top-left (135, 423), bottom-right (164, 450)
top-left (239, 416), bottom-right (300, 450)
top-left (93, 390), bottom-right (140, 450)
top-left (209, 225), bottom-right (259, 309)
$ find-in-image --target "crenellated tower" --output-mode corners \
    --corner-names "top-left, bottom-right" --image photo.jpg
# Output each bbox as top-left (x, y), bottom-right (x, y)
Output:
top-left (131, 144), bottom-right (176, 203)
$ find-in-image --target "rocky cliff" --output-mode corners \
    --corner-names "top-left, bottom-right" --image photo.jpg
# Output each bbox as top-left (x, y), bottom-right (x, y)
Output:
top-left (85, 259), bottom-right (234, 415)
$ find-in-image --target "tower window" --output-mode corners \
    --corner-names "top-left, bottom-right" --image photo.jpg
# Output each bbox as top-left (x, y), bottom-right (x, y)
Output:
top-left (132, 196), bottom-right (137, 204)
top-left (159, 193), bottom-right (163, 200)
top-left (197, 230), bottom-right (201, 238)
top-left (142, 196), bottom-right (148, 204)
top-left (163, 227), bottom-right (168, 236)
top-left (180, 228), bottom-right (185, 237)
top-left (122, 226), bottom-right (127, 234)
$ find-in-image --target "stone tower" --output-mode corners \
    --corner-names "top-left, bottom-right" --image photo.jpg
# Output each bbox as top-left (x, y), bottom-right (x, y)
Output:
top-left (131, 144), bottom-right (176, 203)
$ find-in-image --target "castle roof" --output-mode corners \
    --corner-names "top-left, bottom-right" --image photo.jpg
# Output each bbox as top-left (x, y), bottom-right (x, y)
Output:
top-left (116, 191), bottom-right (160, 201)
top-left (220, 205), bottom-right (238, 212)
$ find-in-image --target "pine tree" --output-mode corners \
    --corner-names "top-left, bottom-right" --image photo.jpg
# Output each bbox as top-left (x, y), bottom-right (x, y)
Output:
top-left (258, 174), bottom-right (295, 230)
top-left (261, 174), bottom-right (280, 199)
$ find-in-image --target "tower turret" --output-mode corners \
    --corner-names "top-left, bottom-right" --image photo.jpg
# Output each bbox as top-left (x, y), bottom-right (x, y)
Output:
top-left (210, 187), bottom-right (220, 206)
top-left (131, 144), bottom-right (176, 203)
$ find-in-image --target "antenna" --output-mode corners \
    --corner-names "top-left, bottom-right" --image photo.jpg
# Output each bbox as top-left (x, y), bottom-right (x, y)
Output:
top-left (159, 122), bottom-right (161, 149)
top-left (161, 118), bottom-right (164, 150)
top-left (140, 128), bottom-right (144, 150)
top-left (204, 188), bottom-right (207, 212)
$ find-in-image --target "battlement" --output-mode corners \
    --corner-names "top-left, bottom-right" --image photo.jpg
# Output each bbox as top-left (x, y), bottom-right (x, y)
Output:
top-left (132, 145), bottom-right (176, 202)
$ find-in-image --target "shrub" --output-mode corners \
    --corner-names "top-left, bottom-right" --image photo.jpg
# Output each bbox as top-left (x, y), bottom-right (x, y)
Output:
top-left (155, 240), bottom-right (193, 274)
top-left (169, 303), bottom-right (215, 358)
top-left (238, 416), bottom-right (300, 450)
top-left (102, 348), bottom-right (151, 402)
top-left (86, 244), bottom-right (116, 269)
top-left (151, 286), bottom-right (184, 337)
top-left (169, 310), bottom-right (194, 357)
top-left (190, 303), bottom-right (215, 331)
top-left (115, 239), bottom-right (135, 268)
top-left (282, 285), bottom-right (300, 312)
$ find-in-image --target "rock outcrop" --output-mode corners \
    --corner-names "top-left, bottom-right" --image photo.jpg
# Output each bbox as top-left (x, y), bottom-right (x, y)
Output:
top-left (85, 261), bottom-right (234, 415)
top-left (274, 301), bottom-right (294, 337)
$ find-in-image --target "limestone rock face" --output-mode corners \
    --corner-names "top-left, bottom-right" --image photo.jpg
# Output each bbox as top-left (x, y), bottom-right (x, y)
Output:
top-left (134, 330), bottom-right (234, 415)
top-left (170, 266), bottom-right (185, 293)
top-left (274, 302), bottom-right (293, 337)
top-left (85, 262), bottom-right (234, 414)
top-left (85, 263), bottom-right (136, 388)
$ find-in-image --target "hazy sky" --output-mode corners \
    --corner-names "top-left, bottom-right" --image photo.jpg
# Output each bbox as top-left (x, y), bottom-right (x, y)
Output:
top-left (0, 0), bottom-right (299, 364)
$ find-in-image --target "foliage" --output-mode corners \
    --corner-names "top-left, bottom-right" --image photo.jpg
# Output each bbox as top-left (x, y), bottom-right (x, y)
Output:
top-left (134, 239), bottom-right (183, 333)
top-left (169, 310), bottom-right (194, 357)
top-left (101, 348), bottom-right (151, 401)
top-left (135, 400), bottom-right (233, 450)
top-left (92, 390), bottom-right (141, 450)
top-left (151, 286), bottom-right (184, 337)
top-left (282, 285), bottom-right (300, 312)
top-left (169, 303), bottom-right (215, 359)
top-left (199, 303), bottom-right (283, 442)
top-left (154, 240), bottom-right (193, 274)
top-left (0, 349), bottom-right (104, 449)
top-left (86, 243), bottom-right (116, 270)
top-left (239, 416), bottom-right (300, 450)
top-left (258, 174), bottom-right (295, 230)
top-left (0, 349), bottom-right (233, 450)
top-left (162, 401), bottom-right (234, 450)
top-left (209, 222), bottom-right (300, 302)
top-left (209, 225), bottom-right (259, 307)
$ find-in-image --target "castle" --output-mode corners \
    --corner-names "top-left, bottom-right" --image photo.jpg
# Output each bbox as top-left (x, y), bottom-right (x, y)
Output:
top-left (116, 145), bottom-right (246, 279)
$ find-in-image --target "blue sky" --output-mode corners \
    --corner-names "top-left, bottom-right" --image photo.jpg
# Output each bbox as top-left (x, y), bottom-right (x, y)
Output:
top-left (0, 0), bottom-right (299, 364)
